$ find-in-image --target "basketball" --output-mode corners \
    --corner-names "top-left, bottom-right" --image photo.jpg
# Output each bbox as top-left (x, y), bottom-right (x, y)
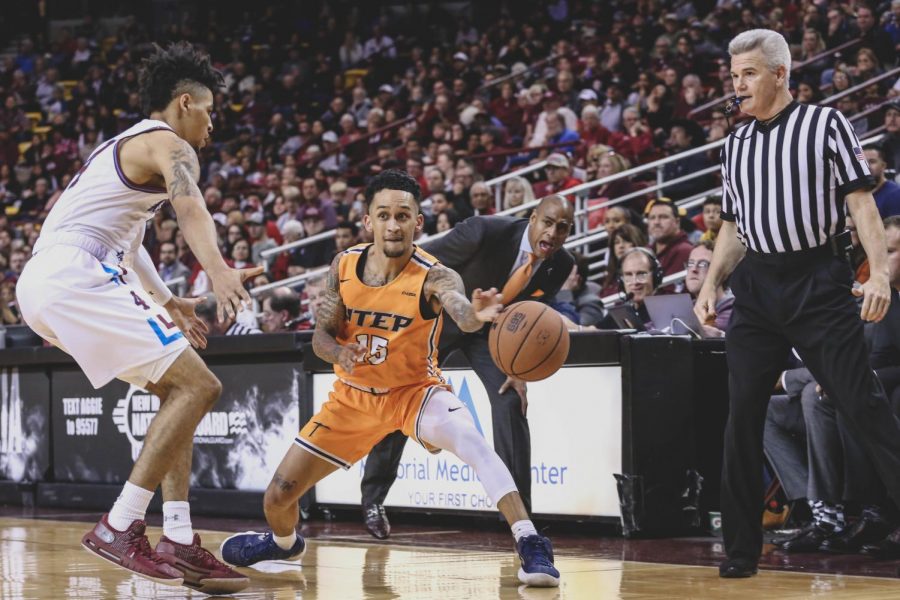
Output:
top-left (488, 301), bottom-right (570, 382)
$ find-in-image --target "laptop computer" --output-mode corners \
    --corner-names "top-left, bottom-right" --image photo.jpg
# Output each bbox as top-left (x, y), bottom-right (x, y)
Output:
top-left (644, 293), bottom-right (710, 338)
top-left (607, 303), bottom-right (647, 331)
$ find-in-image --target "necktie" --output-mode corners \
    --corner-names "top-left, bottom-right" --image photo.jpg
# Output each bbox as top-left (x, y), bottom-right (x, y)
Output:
top-left (502, 252), bottom-right (536, 302)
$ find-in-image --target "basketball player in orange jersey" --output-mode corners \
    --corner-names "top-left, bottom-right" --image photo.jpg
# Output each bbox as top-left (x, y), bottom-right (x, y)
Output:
top-left (221, 170), bottom-right (560, 587)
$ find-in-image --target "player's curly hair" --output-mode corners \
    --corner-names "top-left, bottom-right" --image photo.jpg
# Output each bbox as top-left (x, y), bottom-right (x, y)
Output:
top-left (365, 169), bottom-right (421, 208)
top-left (138, 41), bottom-right (224, 114)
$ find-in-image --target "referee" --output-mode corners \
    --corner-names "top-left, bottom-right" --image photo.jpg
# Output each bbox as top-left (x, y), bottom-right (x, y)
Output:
top-left (695, 29), bottom-right (900, 578)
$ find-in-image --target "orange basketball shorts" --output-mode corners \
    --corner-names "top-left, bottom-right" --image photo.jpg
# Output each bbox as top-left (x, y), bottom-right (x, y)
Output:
top-left (295, 379), bottom-right (450, 469)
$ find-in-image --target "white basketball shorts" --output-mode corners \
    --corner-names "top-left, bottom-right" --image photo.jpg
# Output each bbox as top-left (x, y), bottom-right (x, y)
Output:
top-left (17, 239), bottom-right (189, 389)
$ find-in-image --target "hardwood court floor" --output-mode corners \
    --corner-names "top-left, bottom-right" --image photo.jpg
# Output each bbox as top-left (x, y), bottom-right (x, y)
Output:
top-left (1, 516), bottom-right (899, 599)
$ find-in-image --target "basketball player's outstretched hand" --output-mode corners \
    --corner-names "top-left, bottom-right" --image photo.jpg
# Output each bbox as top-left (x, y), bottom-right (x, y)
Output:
top-left (338, 343), bottom-right (368, 373)
top-left (211, 266), bottom-right (265, 322)
top-left (164, 296), bottom-right (209, 349)
top-left (472, 288), bottom-right (503, 322)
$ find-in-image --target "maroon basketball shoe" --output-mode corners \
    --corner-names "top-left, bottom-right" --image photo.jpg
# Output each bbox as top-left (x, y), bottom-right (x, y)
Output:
top-left (81, 514), bottom-right (183, 585)
top-left (155, 533), bottom-right (250, 595)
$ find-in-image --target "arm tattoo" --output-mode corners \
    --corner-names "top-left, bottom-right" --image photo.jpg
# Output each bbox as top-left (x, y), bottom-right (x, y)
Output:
top-left (272, 472), bottom-right (297, 493)
top-left (312, 255), bottom-right (348, 364)
top-left (167, 142), bottom-right (201, 200)
top-left (425, 265), bottom-right (482, 332)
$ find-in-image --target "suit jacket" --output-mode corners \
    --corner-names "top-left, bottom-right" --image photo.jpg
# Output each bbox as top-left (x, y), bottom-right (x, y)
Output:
top-left (421, 215), bottom-right (574, 342)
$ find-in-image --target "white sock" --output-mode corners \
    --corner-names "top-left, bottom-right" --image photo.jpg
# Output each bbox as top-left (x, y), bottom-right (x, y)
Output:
top-left (108, 481), bottom-right (154, 531)
top-left (511, 519), bottom-right (538, 542)
top-left (162, 501), bottom-right (194, 545)
top-left (273, 531), bottom-right (298, 550)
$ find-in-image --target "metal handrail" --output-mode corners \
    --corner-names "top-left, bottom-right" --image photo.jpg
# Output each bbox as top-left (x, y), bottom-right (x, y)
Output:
top-left (259, 228), bottom-right (339, 258)
top-left (821, 67), bottom-right (900, 107)
top-left (850, 99), bottom-right (896, 125)
top-left (475, 54), bottom-right (559, 92)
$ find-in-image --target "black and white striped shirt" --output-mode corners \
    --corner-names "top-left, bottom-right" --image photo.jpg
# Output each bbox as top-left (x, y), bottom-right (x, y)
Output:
top-left (720, 102), bottom-right (875, 253)
top-left (225, 323), bottom-right (262, 335)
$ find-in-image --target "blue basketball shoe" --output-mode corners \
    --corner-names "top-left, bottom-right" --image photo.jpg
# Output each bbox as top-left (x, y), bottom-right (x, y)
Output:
top-left (516, 534), bottom-right (560, 587)
top-left (219, 531), bottom-right (306, 567)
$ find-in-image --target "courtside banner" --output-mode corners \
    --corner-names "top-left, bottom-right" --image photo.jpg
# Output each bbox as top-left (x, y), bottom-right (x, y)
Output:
top-left (0, 367), bottom-right (50, 482)
top-left (51, 363), bottom-right (302, 490)
top-left (313, 366), bottom-right (622, 517)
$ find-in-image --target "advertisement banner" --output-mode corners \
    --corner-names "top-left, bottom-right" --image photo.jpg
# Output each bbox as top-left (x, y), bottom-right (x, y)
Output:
top-left (313, 366), bottom-right (622, 517)
top-left (51, 363), bottom-right (302, 490)
top-left (0, 367), bottom-right (50, 482)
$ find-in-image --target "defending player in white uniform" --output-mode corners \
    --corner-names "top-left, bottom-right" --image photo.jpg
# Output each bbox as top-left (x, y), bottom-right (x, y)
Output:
top-left (16, 42), bottom-right (257, 595)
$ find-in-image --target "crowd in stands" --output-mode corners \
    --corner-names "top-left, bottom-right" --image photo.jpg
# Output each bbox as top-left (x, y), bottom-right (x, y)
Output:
top-left (0, 0), bottom-right (898, 331)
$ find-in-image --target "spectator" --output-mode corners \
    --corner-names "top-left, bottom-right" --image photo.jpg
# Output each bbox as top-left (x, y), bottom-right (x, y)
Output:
top-left (435, 208), bottom-right (459, 233)
top-left (157, 241), bottom-right (192, 298)
top-left (646, 199), bottom-right (694, 291)
top-left (300, 274), bottom-right (328, 328)
top-left (333, 222), bottom-right (359, 257)
top-left (297, 178), bottom-right (338, 229)
top-left (578, 105), bottom-right (612, 151)
top-left (598, 247), bottom-right (659, 329)
top-left (248, 216), bottom-right (277, 267)
top-left (468, 182), bottom-right (494, 216)
top-left (798, 28), bottom-right (829, 85)
top-left (533, 153), bottom-right (582, 198)
top-left (683, 240), bottom-right (734, 335)
top-left (555, 252), bottom-right (605, 327)
top-left (0, 279), bottom-right (19, 325)
top-left (699, 195), bottom-right (724, 243)
top-left (662, 119), bottom-right (714, 199)
top-left (599, 82), bottom-right (627, 133)
top-left (503, 176), bottom-right (535, 217)
top-left (529, 92), bottom-right (577, 148)
top-left (318, 131), bottom-right (349, 175)
top-left (855, 5), bottom-right (895, 68)
top-left (609, 108), bottom-right (659, 166)
top-left (883, 100), bottom-right (900, 173)
top-left (260, 288), bottom-right (304, 332)
top-left (867, 147), bottom-right (900, 218)
top-left (600, 223), bottom-right (649, 298)
top-left (6, 249), bottom-right (27, 280)
top-left (339, 32), bottom-right (364, 69)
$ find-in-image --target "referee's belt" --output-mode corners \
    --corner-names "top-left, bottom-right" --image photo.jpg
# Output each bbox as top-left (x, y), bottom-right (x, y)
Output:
top-left (747, 232), bottom-right (851, 268)
top-left (339, 378), bottom-right (390, 395)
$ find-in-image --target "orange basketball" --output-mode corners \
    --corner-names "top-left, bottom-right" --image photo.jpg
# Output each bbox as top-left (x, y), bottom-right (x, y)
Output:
top-left (488, 301), bottom-right (570, 382)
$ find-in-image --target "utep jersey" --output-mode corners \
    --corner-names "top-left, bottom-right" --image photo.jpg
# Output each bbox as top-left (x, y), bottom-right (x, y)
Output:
top-left (37, 119), bottom-right (174, 261)
top-left (335, 244), bottom-right (444, 389)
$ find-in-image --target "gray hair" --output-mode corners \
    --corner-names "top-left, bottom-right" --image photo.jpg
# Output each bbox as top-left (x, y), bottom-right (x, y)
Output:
top-left (581, 105), bottom-right (600, 120)
top-left (728, 29), bottom-right (791, 85)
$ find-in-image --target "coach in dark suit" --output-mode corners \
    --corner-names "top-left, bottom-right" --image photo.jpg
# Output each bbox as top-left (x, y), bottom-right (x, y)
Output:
top-left (359, 195), bottom-right (576, 538)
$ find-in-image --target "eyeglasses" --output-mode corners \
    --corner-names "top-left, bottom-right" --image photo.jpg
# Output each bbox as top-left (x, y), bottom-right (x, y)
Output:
top-left (622, 271), bottom-right (650, 282)
top-left (684, 259), bottom-right (710, 270)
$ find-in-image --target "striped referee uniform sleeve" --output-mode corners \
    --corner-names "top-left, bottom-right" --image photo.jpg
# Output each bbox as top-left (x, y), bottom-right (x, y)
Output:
top-left (719, 145), bottom-right (736, 222)
top-left (827, 109), bottom-right (876, 197)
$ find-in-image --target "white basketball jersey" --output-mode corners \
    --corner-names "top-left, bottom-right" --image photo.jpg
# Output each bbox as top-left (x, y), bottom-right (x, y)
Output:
top-left (37, 119), bottom-right (176, 259)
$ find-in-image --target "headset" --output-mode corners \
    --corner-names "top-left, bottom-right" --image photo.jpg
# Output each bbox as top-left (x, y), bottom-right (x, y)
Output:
top-left (617, 247), bottom-right (664, 296)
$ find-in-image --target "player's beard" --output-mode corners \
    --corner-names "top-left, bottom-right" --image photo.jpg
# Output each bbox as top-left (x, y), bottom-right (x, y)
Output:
top-left (382, 242), bottom-right (406, 258)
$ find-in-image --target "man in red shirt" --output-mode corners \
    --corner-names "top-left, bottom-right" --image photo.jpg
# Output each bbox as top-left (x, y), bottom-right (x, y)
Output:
top-left (532, 153), bottom-right (582, 199)
top-left (646, 198), bottom-right (694, 292)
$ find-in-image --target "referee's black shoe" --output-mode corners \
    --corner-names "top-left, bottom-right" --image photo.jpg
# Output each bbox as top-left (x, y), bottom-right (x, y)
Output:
top-left (820, 511), bottom-right (894, 554)
top-left (719, 557), bottom-right (758, 578)
top-left (779, 524), bottom-right (836, 553)
top-left (860, 525), bottom-right (900, 559)
top-left (363, 503), bottom-right (391, 540)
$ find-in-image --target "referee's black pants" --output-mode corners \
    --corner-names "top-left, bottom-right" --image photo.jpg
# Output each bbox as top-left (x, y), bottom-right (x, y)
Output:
top-left (722, 246), bottom-right (900, 562)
